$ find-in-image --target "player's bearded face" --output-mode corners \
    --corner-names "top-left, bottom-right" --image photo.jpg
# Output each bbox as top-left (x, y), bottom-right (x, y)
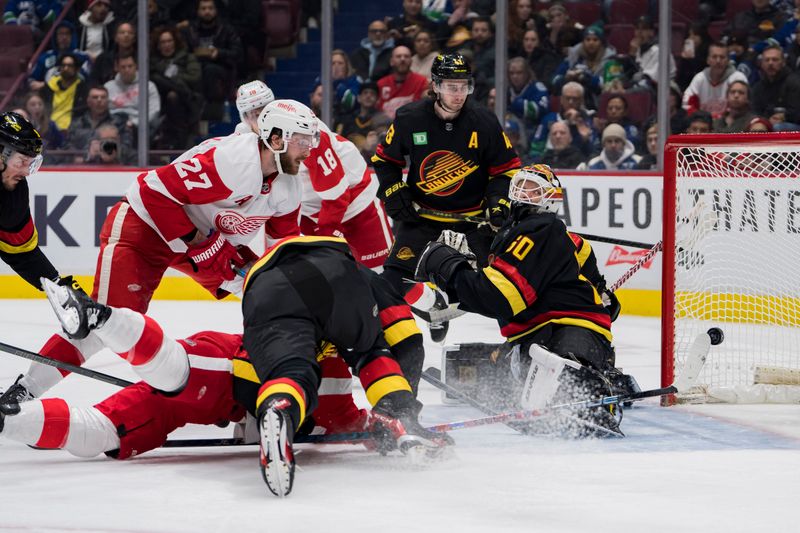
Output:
top-left (280, 134), bottom-right (313, 174)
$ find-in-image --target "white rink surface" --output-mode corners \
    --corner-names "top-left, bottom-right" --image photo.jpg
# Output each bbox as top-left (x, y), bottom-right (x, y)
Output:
top-left (1, 299), bottom-right (799, 533)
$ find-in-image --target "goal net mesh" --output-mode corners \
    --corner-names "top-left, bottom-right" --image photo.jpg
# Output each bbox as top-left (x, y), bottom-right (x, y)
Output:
top-left (669, 144), bottom-right (800, 402)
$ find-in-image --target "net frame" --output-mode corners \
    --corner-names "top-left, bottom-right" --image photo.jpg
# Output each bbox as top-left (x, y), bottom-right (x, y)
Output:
top-left (662, 132), bottom-right (800, 403)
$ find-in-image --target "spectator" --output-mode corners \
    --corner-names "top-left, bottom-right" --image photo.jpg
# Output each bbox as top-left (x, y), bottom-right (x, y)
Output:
top-left (726, 30), bottom-right (760, 85)
top-left (676, 22), bottom-right (713, 90)
top-left (686, 110), bottom-right (713, 133)
top-left (543, 3), bottom-right (581, 56)
top-left (91, 22), bottom-right (137, 85)
top-left (667, 81), bottom-right (690, 134)
top-left (313, 50), bottom-right (362, 122)
top-left (508, 0), bottom-right (536, 49)
top-left (503, 114), bottom-right (529, 164)
top-left (181, 0), bottom-right (243, 120)
top-left (78, 0), bottom-right (115, 62)
top-left (387, 0), bottom-right (439, 48)
top-left (436, 0), bottom-right (479, 53)
top-left (746, 115), bottom-right (773, 131)
top-left (728, 0), bottom-right (787, 45)
top-left (216, 0), bottom-right (264, 78)
top-left (531, 81), bottom-right (595, 159)
top-left (28, 21), bottom-right (92, 92)
top-left (594, 94), bottom-right (640, 148)
top-left (578, 123), bottom-right (641, 170)
top-left (376, 45), bottom-right (429, 119)
top-left (712, 81), bottom-right (756, 133)
top-left (629, 15), bottom-right (676, 89)
top-left (337, 80), bottom-right (390, 161)
top-left (2, 0), bottom-right (60, 43)
top-left (80, 123), bottom-right (133, 164)
top-left (515, 29), bottom-right (561, 92)
top-left (104, 54), bottom-right (161, 132)
top-left (113, 0), bottom-right (137, 22)
top-left (22, 92), bottom-right (63, 156)
top-left (682, 42), bottom-right (748, 116)
top-left (309, 83), bottom-right (323, 116)
top-left (538, 121), bottom-right (584, 169)
top-left (65, 84), bottom-right (131, 163)
top-left (455, 16), bottom-right (495, 102)
top-left (147, 0), bottom-right (172, 29)
top-left (41, 52), bottom-right (89, 133)
top-left (150, 26), bottom-right (203, 150)
top-left (507, 56), bottom-right (549, 133)
top-left (636, 122), bottom-right (658, 170)
top-left (350, 20), bottom-right (395, 81)
top-left (750, 40), bottom-right (800, 130)
top-left (411, 29), bottom-right (437, 81)
top-left (553, 25), bottom-right (616, 110)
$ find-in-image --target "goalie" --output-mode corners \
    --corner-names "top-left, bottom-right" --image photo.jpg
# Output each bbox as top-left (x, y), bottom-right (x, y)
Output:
top-left (415, 164), bottom-right (637, 435)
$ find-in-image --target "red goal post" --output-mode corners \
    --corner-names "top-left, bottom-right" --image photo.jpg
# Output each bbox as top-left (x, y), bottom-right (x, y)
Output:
top-left (662, 132), bottom-right (800, 403)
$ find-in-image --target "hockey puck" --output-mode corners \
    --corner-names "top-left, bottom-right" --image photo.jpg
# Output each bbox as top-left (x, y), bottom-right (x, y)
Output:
top-left (707, 327), bottom-right (724, 345)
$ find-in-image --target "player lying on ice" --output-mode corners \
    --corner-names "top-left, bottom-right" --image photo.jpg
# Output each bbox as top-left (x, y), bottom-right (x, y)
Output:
top-left (0, 252), bottom-right (450, 495)
top-left (415, 164), bottom-right (640, 437)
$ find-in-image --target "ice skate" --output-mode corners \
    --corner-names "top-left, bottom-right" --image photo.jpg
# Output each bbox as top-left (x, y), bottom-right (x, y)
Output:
top-left (0, 375), bottom-right (34, 409)
top-left (370, 396), bottom-right (453, 463)
top-left (258, 399), bottom-right (295, 497)
top-left (41, 278), bottom-right (110, 339)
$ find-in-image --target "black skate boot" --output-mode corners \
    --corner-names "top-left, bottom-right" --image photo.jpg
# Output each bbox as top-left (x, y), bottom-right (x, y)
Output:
top-left (427, 290), bottom-right (453, 344)
top-left (42, 278), bottom-right (111, 339)
top-left (258, 399), bottom-right (296, 497)
top-left (0, 375), bottom-right (34, 409)
top-left (370, 394), bottom-right (453, 462)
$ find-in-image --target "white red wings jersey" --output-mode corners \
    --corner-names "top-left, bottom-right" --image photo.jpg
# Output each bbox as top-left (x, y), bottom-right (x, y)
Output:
top-left (299, 121), bottom-right (377, 230)
top-left (126, 132), bottom-right (302, 252)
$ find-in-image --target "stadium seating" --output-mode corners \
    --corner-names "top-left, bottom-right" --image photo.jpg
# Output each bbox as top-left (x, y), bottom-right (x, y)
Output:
top-left (670, 0), bottom-right (700, 25)
top-left (262, 0), bottom-right (301, 49)
top-left (565, 2), bottom-right (603, 28)
top-left (0, 56), bottom-right (25, 102)
top-left (607, 0), bottom-right (649, 25)
top-left (0, 24), bottom-right (34, 65)
top-left (726, 0), bottom-right (754, 22)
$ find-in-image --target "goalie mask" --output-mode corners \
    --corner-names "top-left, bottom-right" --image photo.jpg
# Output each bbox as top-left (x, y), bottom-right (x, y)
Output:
top-left (508, 164), bottom-right (563, 215)
top-left (257, 99), bottom-right (320, 174)
top-left (236, 80), bottom-right (275, 126)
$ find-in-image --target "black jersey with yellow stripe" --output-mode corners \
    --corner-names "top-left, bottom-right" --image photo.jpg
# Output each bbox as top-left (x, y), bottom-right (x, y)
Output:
top-left (0, 179), bottom-right (58, 289)
top-left (372, 99), bottom-right (521, 217)
top-left (452, 212), bottom-right (612, 344)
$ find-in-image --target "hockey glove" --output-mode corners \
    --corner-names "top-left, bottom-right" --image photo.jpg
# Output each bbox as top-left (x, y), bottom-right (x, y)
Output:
top-left (601, 288), bottom-right (621, 322)
top-left (485, 195), bottom-right (511, 230)
top-left (186, 231), bottom-right (245, 282)
top-left (437, 229), bottom-right (476, 267)
top-left (382, 181), bottom-right (419, 223)
top-left (414, 241), bottom-right (472, 290)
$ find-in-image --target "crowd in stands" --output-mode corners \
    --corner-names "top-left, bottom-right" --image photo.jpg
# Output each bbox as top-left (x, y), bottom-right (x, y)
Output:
top-left (4, 0), bottom-right (800, 169)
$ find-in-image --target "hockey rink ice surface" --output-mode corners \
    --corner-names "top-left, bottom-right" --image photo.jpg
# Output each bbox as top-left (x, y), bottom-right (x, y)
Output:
top-left (1, 299), bottom-right (798, 532)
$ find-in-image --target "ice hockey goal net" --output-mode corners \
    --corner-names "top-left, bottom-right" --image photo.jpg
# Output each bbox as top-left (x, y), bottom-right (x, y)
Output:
top-left (662, 132), bottom-right (800, 403)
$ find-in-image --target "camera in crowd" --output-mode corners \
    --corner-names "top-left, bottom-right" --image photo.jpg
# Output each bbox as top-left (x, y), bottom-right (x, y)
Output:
top-left (101, 140), bottom-right (118, 155)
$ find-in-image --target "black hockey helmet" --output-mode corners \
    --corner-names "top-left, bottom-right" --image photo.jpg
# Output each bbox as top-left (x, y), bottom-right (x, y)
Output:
top-left (0, 111), bottom-right (43, 159)
top-left (431, 53), bottom-right (472, 83)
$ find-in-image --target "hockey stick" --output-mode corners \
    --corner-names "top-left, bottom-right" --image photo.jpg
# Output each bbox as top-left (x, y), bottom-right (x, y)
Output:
top-left (421, 328), bottom-right (722, 430)
top-left (608, 202), bottom-right (717, 292)
top-left (0, 340), bottom-right (134, 388)
top-left (162, 431), bottom-right (375, 448)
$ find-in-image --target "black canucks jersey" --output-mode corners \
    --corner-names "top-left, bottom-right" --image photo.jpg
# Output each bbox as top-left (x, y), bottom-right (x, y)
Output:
top-left (0, 179), bottom-right (58, 289)
top-left (372, 99), bottom-right (521, 216)
top-left (452, 212), bottom-right (612, 343)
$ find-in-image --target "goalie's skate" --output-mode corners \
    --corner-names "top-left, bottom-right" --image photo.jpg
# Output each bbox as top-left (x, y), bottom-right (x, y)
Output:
top-left (41, 278), bottom-right (110, 340)
top-left (258, 399), bottom-right (295, 497)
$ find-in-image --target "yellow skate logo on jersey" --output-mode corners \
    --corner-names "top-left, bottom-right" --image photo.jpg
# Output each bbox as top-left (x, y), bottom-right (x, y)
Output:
top-left (417, 150), bottom-right (477, 196)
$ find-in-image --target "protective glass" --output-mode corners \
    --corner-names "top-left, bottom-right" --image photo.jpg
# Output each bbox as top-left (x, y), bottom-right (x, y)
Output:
top-left (435, 79), bottom-right (474, 95)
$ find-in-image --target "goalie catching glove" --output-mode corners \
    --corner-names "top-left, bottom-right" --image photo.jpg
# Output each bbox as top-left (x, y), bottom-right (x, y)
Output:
top-left (186, 230), bottom-right (247, 281)
top-left (382, 181), bottom-right (419, 223)
top-left (437, 230), bottom-right (476, 268)
top-left (414, 241), bottom-right (472, 290)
